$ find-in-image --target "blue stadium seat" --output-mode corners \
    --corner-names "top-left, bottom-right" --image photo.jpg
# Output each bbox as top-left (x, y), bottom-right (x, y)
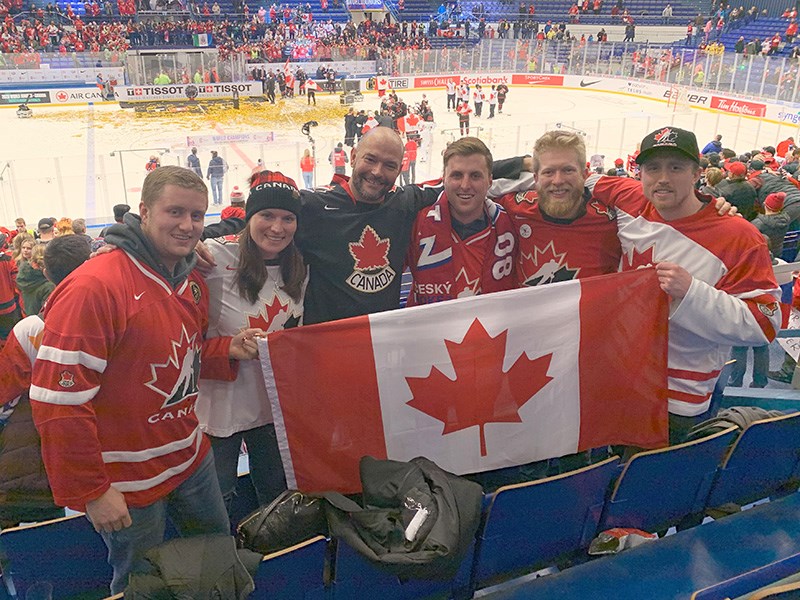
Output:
top-left (249, 535), bottom-right (328, 600)
top-left (598, 427), bottom-right (738, 534)
top-left (331, 537), bottom-right (474, 600)
top-left (0, 514), bottom-right (112, 600)
top-left (691, 550), bottom-right (800, 600)
top-left (471, 455), bottom-right (619, 590)
top-left (781, 230), bottom-right (800, 262)
top-left (706, 411), bottom-right (800, 513)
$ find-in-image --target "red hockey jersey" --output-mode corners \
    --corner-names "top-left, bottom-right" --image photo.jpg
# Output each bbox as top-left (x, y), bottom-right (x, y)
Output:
top-left (30, 250), bottom-right (236, 510)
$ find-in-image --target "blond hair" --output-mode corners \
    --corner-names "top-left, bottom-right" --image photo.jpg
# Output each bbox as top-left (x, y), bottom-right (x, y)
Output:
top-left (30, 243), bottom-right (46, 268)
top-left (141, 165), bottom-right (207, 209)
top-left (533, 130), bottom-right (587, 174)
top-left (442, 136), bottom-right (493, 173)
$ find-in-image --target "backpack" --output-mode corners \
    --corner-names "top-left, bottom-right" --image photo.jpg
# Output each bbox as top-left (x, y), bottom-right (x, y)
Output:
top-left (685, 406), bottom-right (786, 442)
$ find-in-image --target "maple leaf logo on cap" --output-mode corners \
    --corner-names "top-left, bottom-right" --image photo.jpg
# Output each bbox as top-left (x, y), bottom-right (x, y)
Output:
top-left (349, 226), bottom-right (391, 272)
top-left (406, 318), bottom-right (554, 457)
top-left (653, 127), bottom-right (678, 145)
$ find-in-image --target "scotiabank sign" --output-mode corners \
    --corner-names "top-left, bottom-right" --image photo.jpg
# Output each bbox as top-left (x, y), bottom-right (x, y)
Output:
top-left (460, 74), bottom-right (511, 85)
top-left (414, 75), bottom-right (460, 88)
top-left (711, 96), bottom-right (766, 117)
top-left (512, 74), bottom-right (564, 86)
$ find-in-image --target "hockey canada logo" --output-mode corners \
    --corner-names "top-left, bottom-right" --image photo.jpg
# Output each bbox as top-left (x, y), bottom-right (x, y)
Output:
top-left (758, 302), bottom-right (779, 317)
top-left (653, 127), bottom-right (678, 146)
top-left (247, 294), bottom-right (300, 332)
top-left (347, 226), bottom-right (396, 293)
top-left (145, 325), bottom-right (202, 410)
top-left (589, 201), bottom-right (616, 221)
top-left (520, 241), bottom-right (579, 286)
top-left (58, 370), bottom-right (75, 388)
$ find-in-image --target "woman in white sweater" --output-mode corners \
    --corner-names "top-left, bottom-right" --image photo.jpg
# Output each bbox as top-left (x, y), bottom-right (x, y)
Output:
top-left (197, 171), bottom-right (307, 513)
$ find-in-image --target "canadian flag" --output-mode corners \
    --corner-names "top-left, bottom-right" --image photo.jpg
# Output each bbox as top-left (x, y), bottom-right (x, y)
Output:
top-left (396, 112), bottom-right (421, 134)
top-left (260, 269), bottom-right (668, 493)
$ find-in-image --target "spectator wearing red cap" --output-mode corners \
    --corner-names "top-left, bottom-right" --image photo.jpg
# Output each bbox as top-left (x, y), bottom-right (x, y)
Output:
top-left (716, 161), bottom-right (758, 220)
top-left (613, 158), bottom-right (629, 177)
top-left (753, 192), bottom-right (792, 257)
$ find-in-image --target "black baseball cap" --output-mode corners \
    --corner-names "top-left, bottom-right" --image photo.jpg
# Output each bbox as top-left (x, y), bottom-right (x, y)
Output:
top-left (38, 218), bottom-right (54, 231)
top-left (636, 126), bottom-right (700, 165)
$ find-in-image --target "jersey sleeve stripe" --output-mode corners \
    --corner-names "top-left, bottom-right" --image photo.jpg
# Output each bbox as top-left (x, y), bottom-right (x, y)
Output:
top-left (668, 388), bottom-right (712, 405)
top-left (37, 345), bottom-right (107, 372)
top-left (667, 367), bottom-right (722, 382)
top-left (101, 427), bottom-right (200, 464)
top-left (111, 432), bottom-right (203, 493)
top-left (29, 384), bottom-right (99, 405)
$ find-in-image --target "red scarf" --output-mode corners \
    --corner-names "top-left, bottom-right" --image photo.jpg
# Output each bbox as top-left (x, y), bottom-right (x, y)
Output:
top-left (407, 192), bottom-right (516, 306)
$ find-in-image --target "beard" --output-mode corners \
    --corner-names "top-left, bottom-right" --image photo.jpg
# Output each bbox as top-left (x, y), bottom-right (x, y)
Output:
top-left (352, 171), bottom-right (394, 204)
top-left (537, 187), bottom-right (585, 220)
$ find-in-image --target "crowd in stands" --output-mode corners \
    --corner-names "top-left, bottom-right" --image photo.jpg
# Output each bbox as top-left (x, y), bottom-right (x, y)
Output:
top-left (0, 3), bottom-right (432, 58)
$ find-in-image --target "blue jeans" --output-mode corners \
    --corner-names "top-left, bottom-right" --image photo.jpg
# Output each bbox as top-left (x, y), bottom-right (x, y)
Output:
top-left (209, 176), bottom-right (224, 205)
top-left (210, 423), bottom-right (287, 514)
top-left (730, 344), bottom-right (769, 387)
top-left (100, 452), bottom-right (229, 594)
top-left (302, 171), bottom-right (313, 189)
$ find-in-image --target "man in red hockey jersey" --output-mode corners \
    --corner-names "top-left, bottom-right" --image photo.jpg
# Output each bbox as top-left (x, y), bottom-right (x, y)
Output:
top-left (30, 167), bottom-right (261, 593)
top-left (588, 127), bottom-right (781, 441)
top-left (406, 137), bottom-right (516, 305)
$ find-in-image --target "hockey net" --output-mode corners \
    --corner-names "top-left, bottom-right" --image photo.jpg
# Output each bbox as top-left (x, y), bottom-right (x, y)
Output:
top-left (667, 86), bottom-right (692, 113)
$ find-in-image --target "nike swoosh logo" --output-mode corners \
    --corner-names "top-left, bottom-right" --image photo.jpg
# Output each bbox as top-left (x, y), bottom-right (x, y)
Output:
top-left (323, 205), bottom-right (340, 211)
top-left (134, 292), bottom-right (145, 300)
top-left (580, 79), bottom-right (601, 87)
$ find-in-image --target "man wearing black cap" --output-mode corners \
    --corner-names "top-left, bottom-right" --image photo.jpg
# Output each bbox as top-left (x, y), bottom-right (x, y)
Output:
top-left (37, 218), bottom-right (56, 243)
top-left (587, 126), bottom-right (780, 441)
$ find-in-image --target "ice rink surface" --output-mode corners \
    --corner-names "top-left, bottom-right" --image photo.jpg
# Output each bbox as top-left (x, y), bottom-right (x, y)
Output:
top-left (1, 83), bottom-right (797, 230)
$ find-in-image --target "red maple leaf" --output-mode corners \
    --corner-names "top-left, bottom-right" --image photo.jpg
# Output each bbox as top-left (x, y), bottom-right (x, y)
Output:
top-left (625, 244), bottom-right (656, 271)
top-left (405, 318), bottom-right (554, 457)
top-left (247, 295), bottom-right (290, 332)
top-left (348, 226), bottom-right (390, 271)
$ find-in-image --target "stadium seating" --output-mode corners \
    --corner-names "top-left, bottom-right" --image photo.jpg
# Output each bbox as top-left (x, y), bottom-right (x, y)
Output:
top-left (0, 514), bottom-right (112, 600)
top-left (598, 427), bottom-right (738, 535)
top-left (705, 411), bottom-right (800, 514)
top-left (470, 455), bottom-right (619, 591)
top-left (331, 537), bottom-right (475, 600)
top-left (690, 550), bottom-right (800, 600)
top-left (249, 535), bottom-right (328, 599)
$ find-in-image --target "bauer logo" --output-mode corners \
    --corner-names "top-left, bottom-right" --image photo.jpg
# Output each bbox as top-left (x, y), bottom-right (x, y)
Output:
top-left (662, 90), bottom-right (708, 105)
top-left (388, 78), bottom-right (409, 89)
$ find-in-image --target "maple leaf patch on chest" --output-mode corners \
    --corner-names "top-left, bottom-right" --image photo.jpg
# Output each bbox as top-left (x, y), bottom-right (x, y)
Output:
top-left (346, 225), bottom-right (396, 293)
top-left (405, 318), bottom-right (554, 457)
top-left (145, 325), bottom-right (202, 409)
top-left (247, 294), bottom-right (295, 333)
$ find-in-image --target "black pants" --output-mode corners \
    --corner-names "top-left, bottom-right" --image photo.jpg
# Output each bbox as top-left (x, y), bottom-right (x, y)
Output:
top-left (307, 90), bottom-right (315, 105)
top-left (447, 93), bottom-right (456, 109)
top-left (474, 102), bottom-right (482, 117)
